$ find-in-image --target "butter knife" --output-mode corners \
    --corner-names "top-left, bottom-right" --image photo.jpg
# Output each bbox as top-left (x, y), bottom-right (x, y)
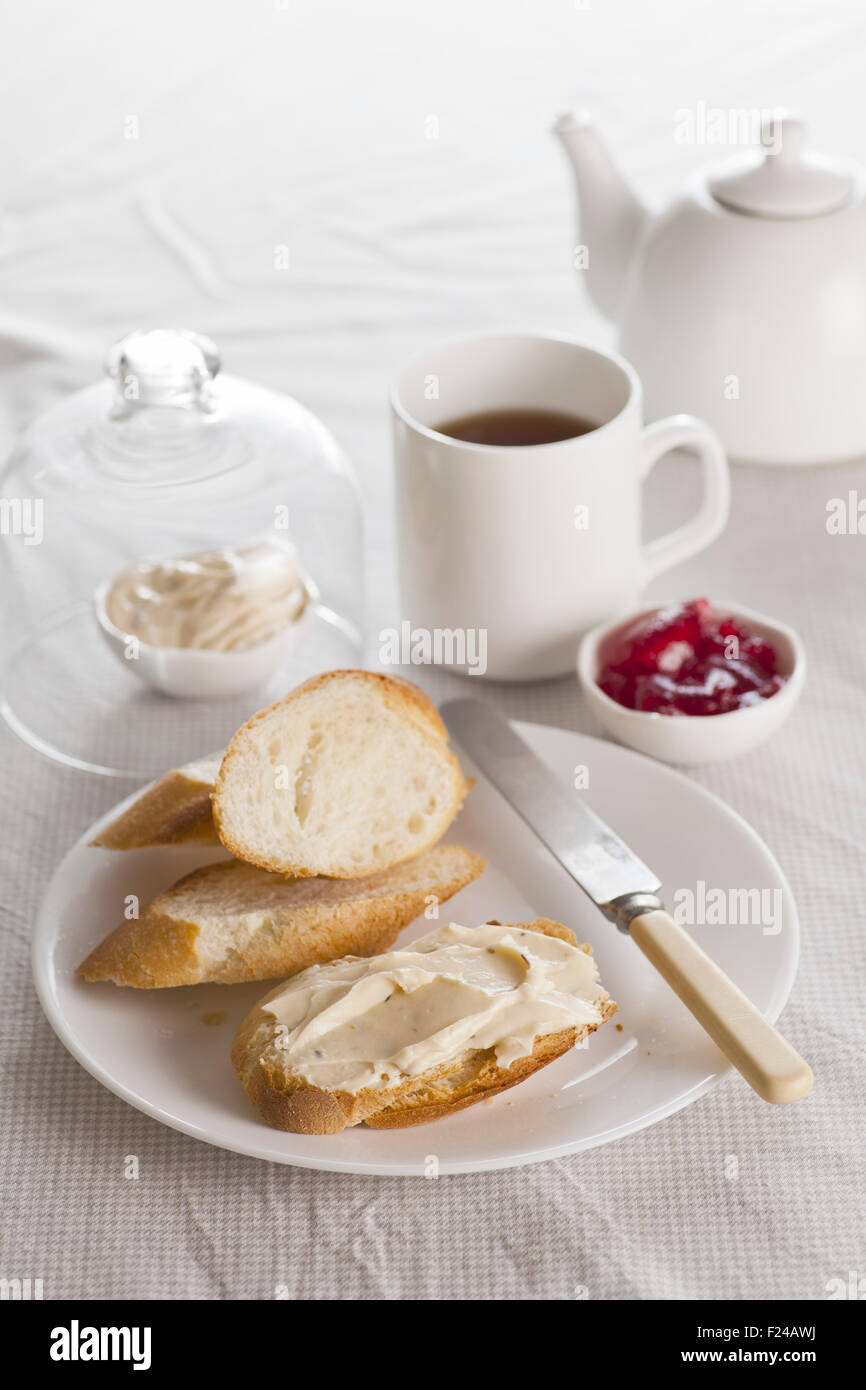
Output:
top-left (441, 698), bottom-right (812, 1105)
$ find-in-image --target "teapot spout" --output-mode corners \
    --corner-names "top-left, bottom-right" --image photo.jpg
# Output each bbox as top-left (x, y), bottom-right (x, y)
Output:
top-left (553, 111), bottom-right (648, 321)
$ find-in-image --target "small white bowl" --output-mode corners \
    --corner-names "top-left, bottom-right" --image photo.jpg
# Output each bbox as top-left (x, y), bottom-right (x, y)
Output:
top-left (577, 599), bottom-right (806, 764)
top-left (93, 582), bottom-right (312, 700)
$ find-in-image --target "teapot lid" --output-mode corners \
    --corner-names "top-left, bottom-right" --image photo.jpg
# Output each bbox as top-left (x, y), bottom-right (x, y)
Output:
top-left (708, 115), bottom-right (855, 218)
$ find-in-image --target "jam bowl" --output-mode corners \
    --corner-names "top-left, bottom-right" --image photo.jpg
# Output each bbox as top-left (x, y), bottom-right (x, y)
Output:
top-left (577, 599), bottom-right (806, 764)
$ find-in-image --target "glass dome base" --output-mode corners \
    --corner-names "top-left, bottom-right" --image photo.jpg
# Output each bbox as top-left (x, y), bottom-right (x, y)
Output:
top-left (1, 603), bottom-right (362, 779)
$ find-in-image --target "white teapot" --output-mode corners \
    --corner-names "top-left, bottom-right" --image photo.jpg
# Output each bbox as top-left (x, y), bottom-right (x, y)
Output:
top-left (554, 111), bottom-right (866, 465)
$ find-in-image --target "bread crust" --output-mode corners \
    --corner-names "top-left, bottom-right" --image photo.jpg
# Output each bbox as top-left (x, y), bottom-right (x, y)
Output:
top-left (233, 919), bottom-right (617, 1134)
top-left (365, 1006), bottom-right (618, 1128)
top-left (76, 845), bottom-right (485, 988)
top-left (78, 911), bottom-right (202, 988)
top-left (90, 760), bottom-right (221, 850)
top-left (212, 669), bottom-right (471, 879)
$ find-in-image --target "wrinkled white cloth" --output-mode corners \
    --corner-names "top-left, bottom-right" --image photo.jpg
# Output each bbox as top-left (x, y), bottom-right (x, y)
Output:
top-left (1, 0), bottom-right (864, 1301)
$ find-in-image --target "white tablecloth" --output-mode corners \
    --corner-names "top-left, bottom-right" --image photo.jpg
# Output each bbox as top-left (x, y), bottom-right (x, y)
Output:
top-left (1, 0), bottom-right (864, 1301)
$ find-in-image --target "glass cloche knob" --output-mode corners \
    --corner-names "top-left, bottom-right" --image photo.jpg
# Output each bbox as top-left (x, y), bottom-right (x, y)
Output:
top-left (105, 329), bottom-right (221, 412)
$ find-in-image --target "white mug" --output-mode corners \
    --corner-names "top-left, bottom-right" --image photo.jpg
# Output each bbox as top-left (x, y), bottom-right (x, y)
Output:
top-left (391, 332), bottom-right (730, 681)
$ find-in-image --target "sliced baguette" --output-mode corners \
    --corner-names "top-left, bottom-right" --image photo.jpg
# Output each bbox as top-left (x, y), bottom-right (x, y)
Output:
top-left (76, 844), bottom-right (485, 988)
top-left (213, 670), bottom-right (472, 879)
top-left (90, 757), bottom-right (221, 849)
top-left (232, 919), bottom-right (616, 1133)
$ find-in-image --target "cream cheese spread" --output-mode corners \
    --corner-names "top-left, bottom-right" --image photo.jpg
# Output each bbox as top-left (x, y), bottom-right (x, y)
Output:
top-left (105, 539), bottom-right (307, 651)
top-left (261, 921), bottom-right (605, 1094)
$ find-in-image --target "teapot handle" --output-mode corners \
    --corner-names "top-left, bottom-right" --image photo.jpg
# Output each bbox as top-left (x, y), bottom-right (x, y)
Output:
top-left (639, 414), bottom-right (730, 583)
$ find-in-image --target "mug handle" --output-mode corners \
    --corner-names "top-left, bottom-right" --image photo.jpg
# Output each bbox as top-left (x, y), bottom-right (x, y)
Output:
top-left (639, 413), bottom-right (730, 583)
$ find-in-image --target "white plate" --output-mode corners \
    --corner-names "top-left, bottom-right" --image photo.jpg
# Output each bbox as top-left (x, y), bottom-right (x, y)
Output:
top-left (33, 721), bottom-right (799, 1175)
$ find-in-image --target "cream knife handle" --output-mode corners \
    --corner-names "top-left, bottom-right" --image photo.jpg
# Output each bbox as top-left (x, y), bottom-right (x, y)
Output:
top-left (629, 910), bottom-right (813, 1104)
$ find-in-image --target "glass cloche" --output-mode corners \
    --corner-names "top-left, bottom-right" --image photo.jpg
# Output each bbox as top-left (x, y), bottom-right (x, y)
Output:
top-left (0, 329), bottom-right (364, 777)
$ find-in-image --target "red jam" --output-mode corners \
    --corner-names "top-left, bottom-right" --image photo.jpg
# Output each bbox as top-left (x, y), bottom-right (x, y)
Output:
top-left (597, 599), bottom-right (787, 717)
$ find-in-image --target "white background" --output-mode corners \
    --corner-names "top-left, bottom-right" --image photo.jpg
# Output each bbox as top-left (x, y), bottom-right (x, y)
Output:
top-left (0, 0), bottom-right (864, 1300)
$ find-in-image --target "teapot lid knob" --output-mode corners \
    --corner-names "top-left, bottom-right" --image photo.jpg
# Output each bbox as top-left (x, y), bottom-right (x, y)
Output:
top-left (764, 113), bottom-right (805, 159)
top-left (709, 112), bottom-right (856, 218)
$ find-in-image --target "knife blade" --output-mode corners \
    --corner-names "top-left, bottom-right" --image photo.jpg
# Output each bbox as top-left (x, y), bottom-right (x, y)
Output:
top-left (441, 696), bottom-right (661, 920)
top-left (441, 697), bottom-right (813, 1105)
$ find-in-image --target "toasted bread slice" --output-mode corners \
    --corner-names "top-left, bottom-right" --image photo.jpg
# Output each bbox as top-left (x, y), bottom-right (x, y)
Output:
top-left (212, 670), bottom-right (471, 880)
top-left (90, 757), bottom-right (221, 849)
top-left (76, 844), bottom-right (485, 988)
top-left (232, 919), bottom-right (616, 1133)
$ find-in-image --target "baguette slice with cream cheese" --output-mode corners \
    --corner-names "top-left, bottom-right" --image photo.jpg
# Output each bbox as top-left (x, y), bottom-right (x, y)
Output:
top-left (90, 757), bottom-right (221, 849)
top-left (232, 918), bottom-right (616, 1133)
top-left (212, 670), bottom-right (472, 879)
top-left (76, 844), bottom-right (485, 988)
